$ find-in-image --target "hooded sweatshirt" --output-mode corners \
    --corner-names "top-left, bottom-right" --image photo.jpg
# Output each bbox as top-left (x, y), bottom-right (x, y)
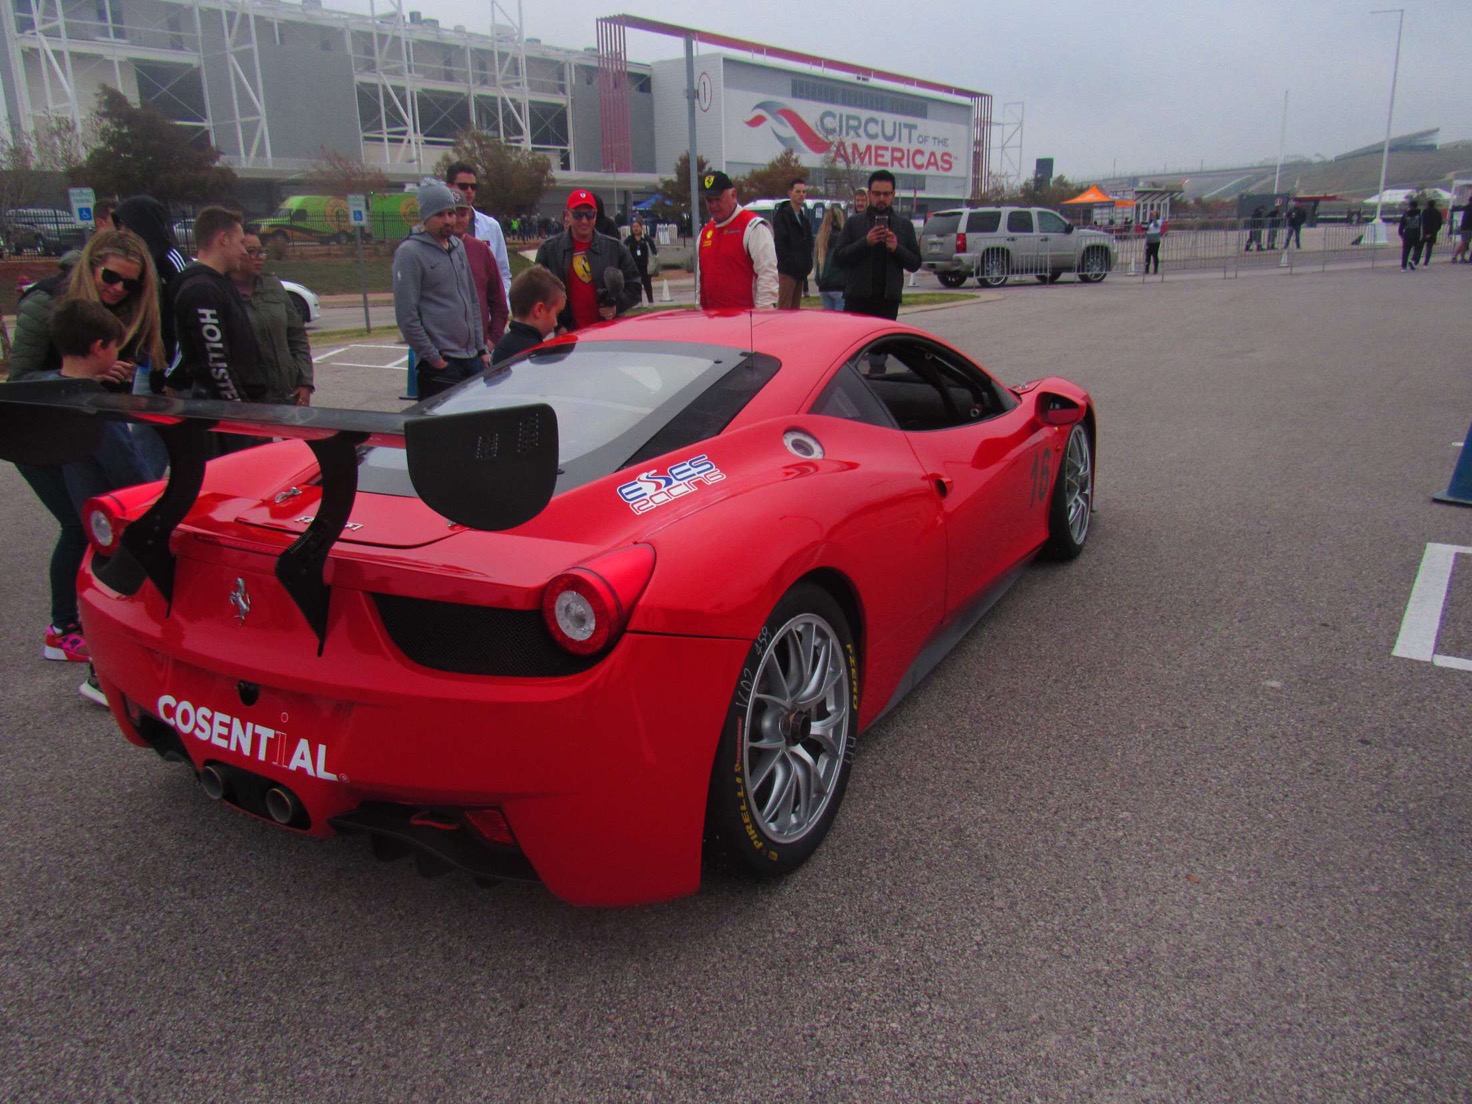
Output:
top-left (392, 229), bottom-right (484, 364)
top-left (113, 195), bottom-right (190, 366)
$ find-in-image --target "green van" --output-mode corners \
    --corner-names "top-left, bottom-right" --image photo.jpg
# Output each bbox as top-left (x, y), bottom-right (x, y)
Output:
top-left (256, 193), bottom-right (423, 245)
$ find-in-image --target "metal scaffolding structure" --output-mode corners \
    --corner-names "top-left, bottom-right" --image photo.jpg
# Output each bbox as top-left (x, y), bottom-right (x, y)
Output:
top-left (0, 0), bottom-right (558, 173)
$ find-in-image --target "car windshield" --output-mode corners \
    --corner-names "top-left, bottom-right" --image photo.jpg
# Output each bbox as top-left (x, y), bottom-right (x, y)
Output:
top-left (358, 340), bottom-right (779, 499)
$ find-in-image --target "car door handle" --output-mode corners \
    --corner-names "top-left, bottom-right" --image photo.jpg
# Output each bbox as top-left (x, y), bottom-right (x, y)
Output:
top-left (929, 474), bottom-right (953, 498)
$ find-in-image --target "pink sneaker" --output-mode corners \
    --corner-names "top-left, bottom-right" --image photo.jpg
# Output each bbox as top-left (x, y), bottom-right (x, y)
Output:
top-left (44, 623), bottom-right (90, 662)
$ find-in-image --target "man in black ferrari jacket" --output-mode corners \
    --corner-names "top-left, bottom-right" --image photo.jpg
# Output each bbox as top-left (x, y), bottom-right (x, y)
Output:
top-left (168, 206), bottom-right (263, 402)
top-left (833, 170), bottom-right (921, 320)
top-left (533, 189), bottom-right (640, 333)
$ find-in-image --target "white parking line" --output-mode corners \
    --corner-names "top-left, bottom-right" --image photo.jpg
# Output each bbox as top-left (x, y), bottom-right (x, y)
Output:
top-left (1393, 542), bottom-right (1472, 667)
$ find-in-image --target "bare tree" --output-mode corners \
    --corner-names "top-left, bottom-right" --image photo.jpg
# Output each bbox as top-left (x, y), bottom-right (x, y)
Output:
top-left (304, 148), bottom-right (391, 197)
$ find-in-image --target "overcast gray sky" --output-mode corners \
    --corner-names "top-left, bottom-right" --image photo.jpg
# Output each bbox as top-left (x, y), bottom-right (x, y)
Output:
top-left (375, 0), bottom-right (1468, 180)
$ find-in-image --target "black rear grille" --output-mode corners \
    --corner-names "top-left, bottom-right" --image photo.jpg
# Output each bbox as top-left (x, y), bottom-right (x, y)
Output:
top-left (372, 593), bottom-right (598, 677)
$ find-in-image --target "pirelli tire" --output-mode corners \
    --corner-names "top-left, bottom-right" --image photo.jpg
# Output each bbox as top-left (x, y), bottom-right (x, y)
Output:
top-left (1042, 422), bottom-right (1094, 561)
top-left (706, 583), bottom-right (858, 877)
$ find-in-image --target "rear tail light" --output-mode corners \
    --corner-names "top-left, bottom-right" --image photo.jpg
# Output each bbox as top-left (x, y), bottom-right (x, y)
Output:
top-left (541, 543), bottom-right (655, 656)
top-left (956, 232), bottom-right (967, 253)
top-left (83, 494), bottom-right (129, 556)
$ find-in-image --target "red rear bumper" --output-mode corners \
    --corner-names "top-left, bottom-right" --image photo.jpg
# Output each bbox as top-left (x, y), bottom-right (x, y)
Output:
top-left (79, 554), bottom-right (747, 907)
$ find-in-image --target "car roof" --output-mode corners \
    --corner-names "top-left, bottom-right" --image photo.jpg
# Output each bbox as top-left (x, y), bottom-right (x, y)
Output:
top-left (543, 309), bottom-right (958, 414)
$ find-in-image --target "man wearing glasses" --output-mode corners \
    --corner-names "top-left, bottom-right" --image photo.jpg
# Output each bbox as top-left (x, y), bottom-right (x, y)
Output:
top-left (445, 162), bottom-right (512, 307)
top-left (532, 189), bottom-right (640, 333)
top-left (833, 170), bottom-right (921, 319)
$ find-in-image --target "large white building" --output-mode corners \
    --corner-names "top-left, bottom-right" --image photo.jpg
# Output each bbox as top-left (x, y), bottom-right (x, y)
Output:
top-left (0, 0), bottom-right (657, 190)
top-left (0, 2), bottom-right (988, 213)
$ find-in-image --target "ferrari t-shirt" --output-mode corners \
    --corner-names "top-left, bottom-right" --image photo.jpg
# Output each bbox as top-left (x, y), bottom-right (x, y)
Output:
top-left (567, 239), bottom-right (599, 331)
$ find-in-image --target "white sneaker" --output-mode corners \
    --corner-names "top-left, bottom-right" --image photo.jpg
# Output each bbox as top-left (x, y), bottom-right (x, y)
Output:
top-left (79, 671), bottom-right (107, 707)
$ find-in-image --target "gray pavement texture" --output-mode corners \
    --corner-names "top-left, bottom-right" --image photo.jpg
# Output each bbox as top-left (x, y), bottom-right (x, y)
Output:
top-left (2, 262), bottom-right (1470, 1102)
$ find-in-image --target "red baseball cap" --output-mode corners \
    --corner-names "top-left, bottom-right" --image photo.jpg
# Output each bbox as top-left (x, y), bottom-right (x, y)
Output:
top-left (566, 189), bottom-right (597, 211)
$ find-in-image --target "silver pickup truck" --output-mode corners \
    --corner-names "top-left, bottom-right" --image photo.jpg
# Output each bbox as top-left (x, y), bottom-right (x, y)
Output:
top-left (920, 206), bottom-right (1116, 287)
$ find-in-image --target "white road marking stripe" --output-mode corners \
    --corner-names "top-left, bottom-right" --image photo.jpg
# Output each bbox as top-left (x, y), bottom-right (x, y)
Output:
top-left (1392, 543), bottom-right (1471, 662)
top-left (320, 360), bottom-right (407, 371)
top-left (1433, 654), bottom-right (1472, 671)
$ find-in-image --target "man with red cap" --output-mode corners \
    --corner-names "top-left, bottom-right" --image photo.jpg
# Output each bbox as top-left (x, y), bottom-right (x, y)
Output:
top-left (696, 170), bottom-right (778, 310)
top-left (533, 189), bottom-right (640, 332)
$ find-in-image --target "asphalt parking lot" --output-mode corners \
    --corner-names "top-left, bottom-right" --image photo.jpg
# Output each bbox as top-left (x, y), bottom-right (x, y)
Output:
top-left (2, 261), bottom-right (1469, 1101)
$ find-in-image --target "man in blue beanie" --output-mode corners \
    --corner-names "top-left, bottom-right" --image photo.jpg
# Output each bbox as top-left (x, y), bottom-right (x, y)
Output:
top-left (393, 181), bottom-right (487, 398)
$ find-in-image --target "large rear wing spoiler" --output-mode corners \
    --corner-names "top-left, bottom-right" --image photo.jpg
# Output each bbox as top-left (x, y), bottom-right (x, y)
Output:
top-left (0, 379), bottom-right (558, 650)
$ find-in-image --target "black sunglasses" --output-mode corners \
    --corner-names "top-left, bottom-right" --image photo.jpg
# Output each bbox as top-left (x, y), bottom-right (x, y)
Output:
top-left (99, 267), bottom-right (142, 294)
top-left (452, 180), bottom-right (478, 191)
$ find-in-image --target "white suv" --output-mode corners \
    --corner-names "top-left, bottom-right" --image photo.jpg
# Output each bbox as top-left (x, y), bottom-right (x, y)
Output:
top-left (920, 206), bottom-right (1115, 287)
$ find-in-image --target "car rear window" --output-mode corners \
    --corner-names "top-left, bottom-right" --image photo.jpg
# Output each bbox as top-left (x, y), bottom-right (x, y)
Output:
top-left (923, 214), bottom-right (961, 236)
top-left (966, 210), bottom-right (1001, 233)
top-left (357, 341), bottom-right (779, 499)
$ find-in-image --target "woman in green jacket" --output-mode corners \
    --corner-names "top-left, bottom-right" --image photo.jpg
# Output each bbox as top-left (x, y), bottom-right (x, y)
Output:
top-left (232, 230), bottom-right (315, 405)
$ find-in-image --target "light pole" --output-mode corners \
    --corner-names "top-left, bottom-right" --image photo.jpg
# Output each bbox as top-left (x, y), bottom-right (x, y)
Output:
top-left (1363, 8), bottom-right (1404, 246)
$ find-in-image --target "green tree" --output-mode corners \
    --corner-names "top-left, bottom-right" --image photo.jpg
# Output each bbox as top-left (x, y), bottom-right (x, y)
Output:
top-left (74, 87), bottom-right (236, 207)
top-left (655, 151), bottom-right (711, 223)
top-left (435, 133), bottom-right (554, 216)
top-left (736, 149), bottom-right (807, 203)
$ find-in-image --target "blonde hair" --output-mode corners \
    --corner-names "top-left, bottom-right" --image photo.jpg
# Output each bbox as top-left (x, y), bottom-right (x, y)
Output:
top-left (815, 204), bottom-right (845, 268)
top-left (65, 228), bottom-right (166, 368)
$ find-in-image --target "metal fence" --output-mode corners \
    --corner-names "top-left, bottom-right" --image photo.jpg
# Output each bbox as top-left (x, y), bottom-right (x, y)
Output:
top-left (1105, 219), bottom-right (1452, 279)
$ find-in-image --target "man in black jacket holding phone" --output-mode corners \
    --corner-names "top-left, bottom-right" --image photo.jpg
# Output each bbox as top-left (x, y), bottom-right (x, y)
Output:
top-left (833, 170), bottom-right (921, 320)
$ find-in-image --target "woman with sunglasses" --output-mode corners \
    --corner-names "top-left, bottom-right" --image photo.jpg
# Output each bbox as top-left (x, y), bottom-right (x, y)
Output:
top-left (3, 228), bottom-right (164, 674)
top-left (8, 229), bottom-right (165, 383)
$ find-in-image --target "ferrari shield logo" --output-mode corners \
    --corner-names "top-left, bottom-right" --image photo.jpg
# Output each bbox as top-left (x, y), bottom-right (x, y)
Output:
top-left (703, 174), bottom-right (716, 190)
top-left (572, 253), bottom-right (593, 284)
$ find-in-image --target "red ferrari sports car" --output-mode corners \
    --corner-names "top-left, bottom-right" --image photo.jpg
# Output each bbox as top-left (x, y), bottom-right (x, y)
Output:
top-left (1, 310), bottom-right (1094, 907)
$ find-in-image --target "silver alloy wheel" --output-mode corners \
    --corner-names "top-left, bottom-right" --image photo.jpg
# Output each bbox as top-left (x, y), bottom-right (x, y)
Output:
top-left (979, 252), bottom-right (1008, 287)
top-left (743, 612), bottom-right (853, 844)
top-left (1081, 250), bottom-right (1108, 281)
top-left (1063, 425), bottom-right (1093, 544)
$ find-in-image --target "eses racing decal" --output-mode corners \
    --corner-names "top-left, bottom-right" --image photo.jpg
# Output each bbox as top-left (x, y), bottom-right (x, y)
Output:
top-left (617, 454), bottom-right (724, 514)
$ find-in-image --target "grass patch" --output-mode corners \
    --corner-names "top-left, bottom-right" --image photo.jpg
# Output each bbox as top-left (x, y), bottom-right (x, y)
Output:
top-left (271, 247), bottom-right (534, 297)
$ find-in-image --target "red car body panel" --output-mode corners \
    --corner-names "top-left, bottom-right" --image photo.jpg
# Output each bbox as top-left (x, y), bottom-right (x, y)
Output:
top-left (66, 310), bottom-right (1093, 906)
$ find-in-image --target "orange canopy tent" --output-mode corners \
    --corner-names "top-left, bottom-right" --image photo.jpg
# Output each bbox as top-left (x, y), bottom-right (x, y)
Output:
top-left (1062, 185), bottom-right (1118, 205)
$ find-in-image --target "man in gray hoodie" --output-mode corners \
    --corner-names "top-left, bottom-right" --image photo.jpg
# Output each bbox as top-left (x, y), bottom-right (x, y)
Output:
top-left (393, 181), bottom-right (487, 399)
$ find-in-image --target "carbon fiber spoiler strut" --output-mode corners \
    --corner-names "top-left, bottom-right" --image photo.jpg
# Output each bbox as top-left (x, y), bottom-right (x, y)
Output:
top-left (0, 379), bottom-right (558, 651)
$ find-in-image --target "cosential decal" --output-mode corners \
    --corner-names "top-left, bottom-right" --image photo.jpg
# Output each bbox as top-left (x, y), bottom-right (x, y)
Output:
top-left (742, 99), bottom-right (956, 173)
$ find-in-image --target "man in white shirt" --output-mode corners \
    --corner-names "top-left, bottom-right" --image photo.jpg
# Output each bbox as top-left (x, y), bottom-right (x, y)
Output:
top-left (445, 162), bottom-right (512, 306)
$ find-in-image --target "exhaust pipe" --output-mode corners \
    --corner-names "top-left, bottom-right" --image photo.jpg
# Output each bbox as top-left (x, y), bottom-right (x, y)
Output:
top-left (265, 785), bottom-right (300, 825)
top-left (199, 765), bottom-right (227, 801)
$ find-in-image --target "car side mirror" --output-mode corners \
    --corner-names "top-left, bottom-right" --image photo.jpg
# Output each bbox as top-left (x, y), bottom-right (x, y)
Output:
top-left (1039, 392), bottom-right (1085, 426)
top-left (1064, 223), bottom-right (1074, 234)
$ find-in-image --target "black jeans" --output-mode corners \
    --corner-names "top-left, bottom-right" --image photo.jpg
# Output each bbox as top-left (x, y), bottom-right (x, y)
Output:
top-left (417, 354), bottom-right (485, 400)
top-left (1401, 236), bottom-right (1421, 268)
top-left (843, 296), bottom-right (900, 320)
top-left (16, 463), bottom-right (85, 627)
top-left (1144, 242), bottom-right (1160, 273)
